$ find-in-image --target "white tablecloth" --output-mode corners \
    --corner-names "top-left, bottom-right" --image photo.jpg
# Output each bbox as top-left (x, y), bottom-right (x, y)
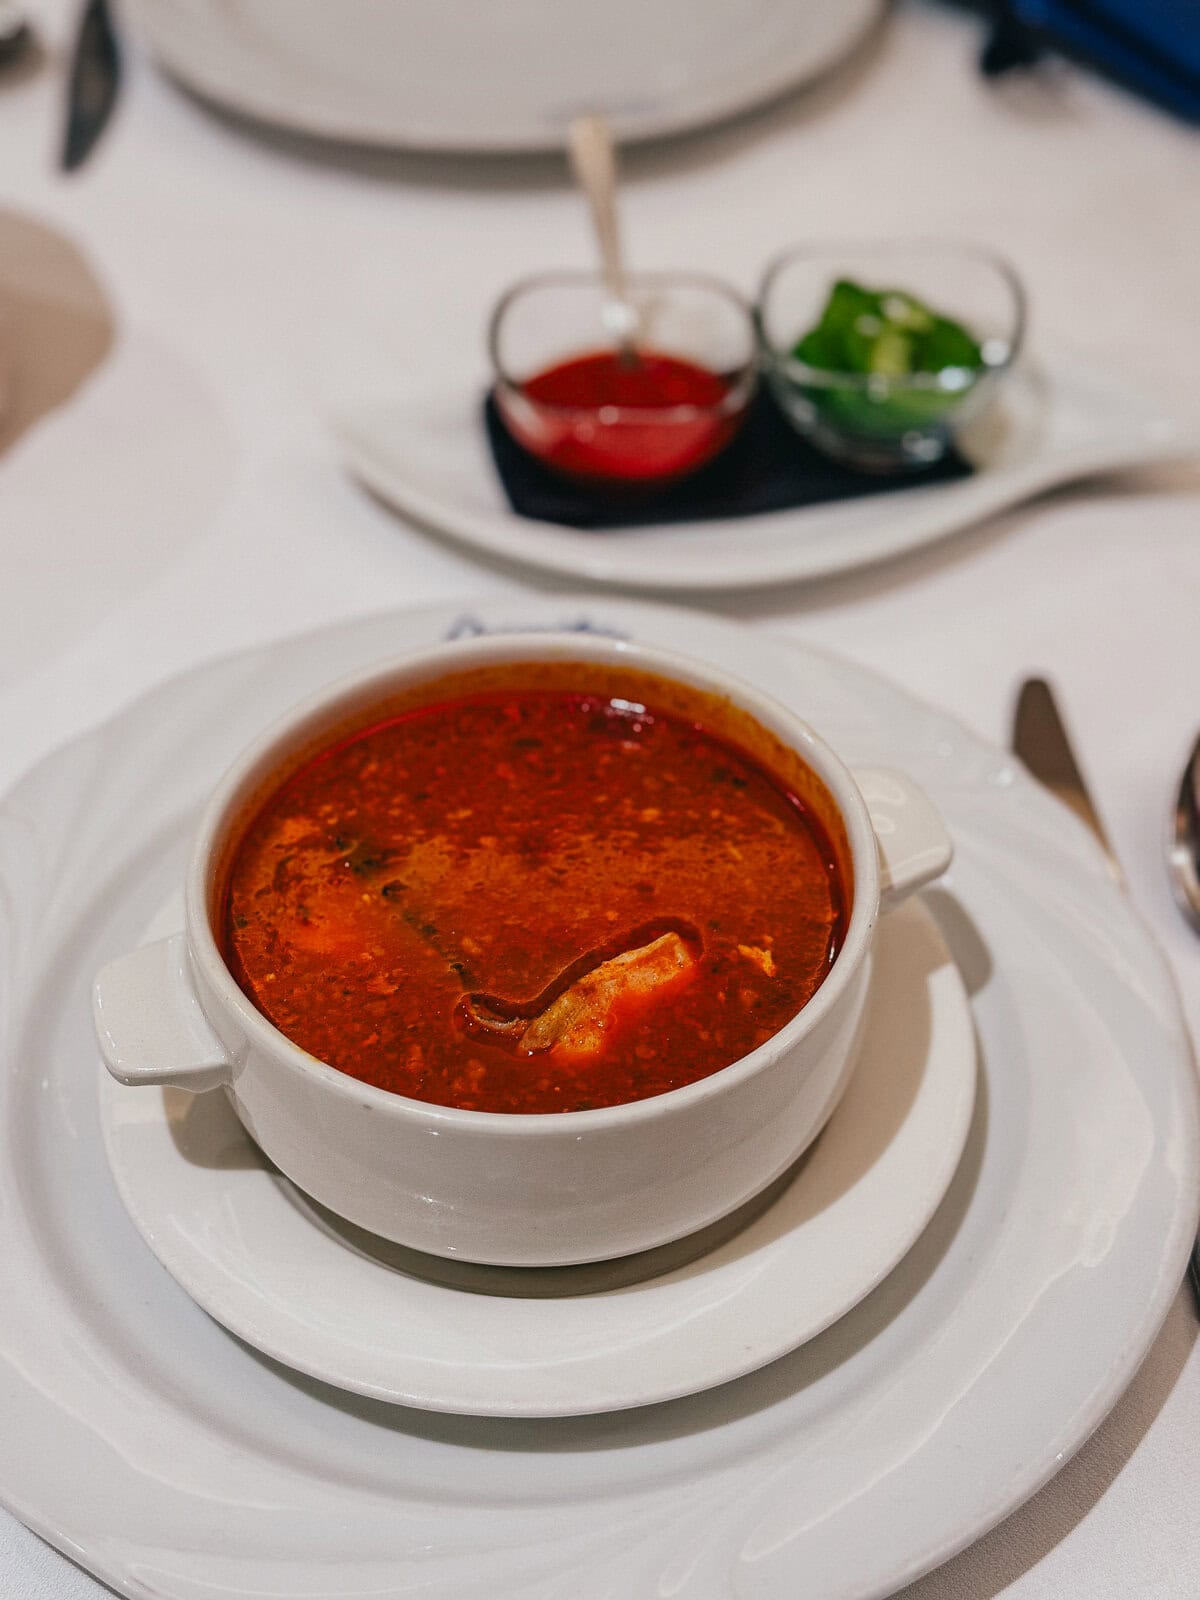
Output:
top-left (2, 2), bottom-right (1198, 1594)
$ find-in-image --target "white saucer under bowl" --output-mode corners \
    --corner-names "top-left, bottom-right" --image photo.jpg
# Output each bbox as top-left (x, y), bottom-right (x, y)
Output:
top-left (331, 353), bottom-right (1193, 592)
top-left (99, 896), bottom-right (975, 1418)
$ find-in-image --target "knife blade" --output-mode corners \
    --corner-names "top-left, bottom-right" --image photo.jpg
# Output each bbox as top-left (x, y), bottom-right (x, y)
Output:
top-left (61, 0), bottom-right (119, 173)
top-left (1011, 675), bottom-right (1124, 886)
top-left (1012, 675), bottom-right (1200, 1312)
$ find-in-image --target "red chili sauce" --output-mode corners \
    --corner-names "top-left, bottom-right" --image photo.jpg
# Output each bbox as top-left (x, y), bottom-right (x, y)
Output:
top-left (220, 683), bottom-right (848, 1114)
top-left (500, 349), bottom-right (742, 483)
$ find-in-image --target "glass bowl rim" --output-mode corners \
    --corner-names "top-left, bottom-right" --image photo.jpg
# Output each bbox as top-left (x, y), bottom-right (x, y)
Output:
top-left (488, 268), bottom-right (760, 421)
top-left (754, 238), bottom-right (1028, 395)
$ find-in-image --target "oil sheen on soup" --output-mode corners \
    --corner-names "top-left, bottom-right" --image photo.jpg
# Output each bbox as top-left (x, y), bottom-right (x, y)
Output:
top-left (220, 676), bottom-right (849, 1113)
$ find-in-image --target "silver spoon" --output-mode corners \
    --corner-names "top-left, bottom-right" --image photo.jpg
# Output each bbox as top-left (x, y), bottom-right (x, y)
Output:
top-left (566, 113), bottom-right (640, 362)
top-left (1166, 732), bottom-right (1200, 1311)
top-left (1168, 733), bottom-right (1200, 933)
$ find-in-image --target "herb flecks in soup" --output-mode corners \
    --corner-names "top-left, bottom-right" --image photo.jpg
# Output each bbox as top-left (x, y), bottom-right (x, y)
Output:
top-left (220, 680), bottom-right (848, 1114)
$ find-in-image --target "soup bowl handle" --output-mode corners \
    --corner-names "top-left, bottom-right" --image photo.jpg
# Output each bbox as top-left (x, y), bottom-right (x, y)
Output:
top-left (93, 934), bottom-right (233, 1092)
top-left (852, 766), bottom-right (953, 906)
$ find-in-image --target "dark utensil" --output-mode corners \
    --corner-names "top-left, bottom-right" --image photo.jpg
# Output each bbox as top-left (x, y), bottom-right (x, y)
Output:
top-left (61, 0), bottom-right (119, 172)
top-left (0, 4), bottom-right (34, 68)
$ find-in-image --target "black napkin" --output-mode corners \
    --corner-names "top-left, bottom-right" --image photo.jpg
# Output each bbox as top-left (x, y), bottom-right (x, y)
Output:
top-left (483, 388), bottom-right (974, 531)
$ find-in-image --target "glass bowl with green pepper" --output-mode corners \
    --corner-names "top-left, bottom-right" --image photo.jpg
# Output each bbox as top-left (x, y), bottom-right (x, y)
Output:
top-left (756, 243), bottom-right (1026, 472)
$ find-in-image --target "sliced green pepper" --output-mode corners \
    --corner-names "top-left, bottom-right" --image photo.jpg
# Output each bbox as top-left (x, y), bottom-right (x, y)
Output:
top-left (792, 279), bottom-right (986, 439)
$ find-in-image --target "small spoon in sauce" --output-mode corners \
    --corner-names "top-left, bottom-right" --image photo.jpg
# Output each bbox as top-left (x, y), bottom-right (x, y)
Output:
top-left (567, 113), bottom-right (640, 364)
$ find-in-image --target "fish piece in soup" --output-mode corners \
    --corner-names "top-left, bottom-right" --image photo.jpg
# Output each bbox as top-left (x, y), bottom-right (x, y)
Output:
top-left (521, 931), bottom-right (695, 1058)
top-left (458, 930), bottom-right (697, 1062)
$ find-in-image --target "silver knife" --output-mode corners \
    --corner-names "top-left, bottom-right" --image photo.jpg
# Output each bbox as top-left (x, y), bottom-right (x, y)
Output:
top-left (1012, 676), bottom-right (1124, 886)
top-left (61, 0), bottom-right (119, 172)
top-left (1011, 675), bottom-right (1200, 1312)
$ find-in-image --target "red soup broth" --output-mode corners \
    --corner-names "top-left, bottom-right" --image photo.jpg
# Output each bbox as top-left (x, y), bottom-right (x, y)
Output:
top-left (217, 663), bottom-right (852, 1115)
top-left (499, 349), bottom-right (743, 483)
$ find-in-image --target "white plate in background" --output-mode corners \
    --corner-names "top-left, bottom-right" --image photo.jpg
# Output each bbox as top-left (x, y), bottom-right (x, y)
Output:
top-left (125, 0), bottom-right (883, 152)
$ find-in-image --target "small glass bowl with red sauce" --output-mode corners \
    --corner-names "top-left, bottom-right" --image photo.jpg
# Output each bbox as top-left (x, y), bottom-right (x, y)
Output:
top-left (489, 271), bottom-right (758, 487)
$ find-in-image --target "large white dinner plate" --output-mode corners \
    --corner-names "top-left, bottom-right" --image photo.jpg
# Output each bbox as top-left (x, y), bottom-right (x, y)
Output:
top-left (1, 597), bottom-right (1197, 1600)
top-left (125, 0), bottom-right (883, 153)
top-left (332, 355), bottom-right (1193, 591)
top-left (98, 896), bottom-right (975, 1418)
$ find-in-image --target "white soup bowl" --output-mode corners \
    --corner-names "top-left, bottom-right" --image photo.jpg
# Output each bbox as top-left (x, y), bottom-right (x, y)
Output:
top-left (93, 633), bottom-right (951, 1267)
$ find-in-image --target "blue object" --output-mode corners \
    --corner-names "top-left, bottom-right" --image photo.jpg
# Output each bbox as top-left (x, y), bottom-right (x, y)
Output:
top-left (993, 0), bottom-right (1200, 121)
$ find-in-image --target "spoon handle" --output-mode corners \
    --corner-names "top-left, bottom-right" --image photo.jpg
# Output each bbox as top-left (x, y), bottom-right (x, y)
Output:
top-left (567, 115), bottom-right (630, 322)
